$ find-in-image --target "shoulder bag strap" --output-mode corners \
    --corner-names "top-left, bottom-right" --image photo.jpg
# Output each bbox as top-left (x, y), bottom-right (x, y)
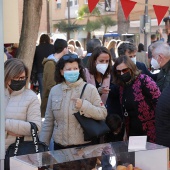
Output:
top-left (80, 83), bottom-right (87, 99)
top-left (29, 122), bottom-right (40, 153)
top-left (13, 122), bottom-right (40, 156)
top-left (13, 137), bottom-right (22, 156)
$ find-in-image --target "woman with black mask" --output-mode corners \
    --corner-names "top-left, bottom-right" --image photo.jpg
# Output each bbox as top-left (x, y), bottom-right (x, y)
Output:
top-left (112, 55), bottom-right (160, 143)
top-left (4, 58), bottom-right (41, 151)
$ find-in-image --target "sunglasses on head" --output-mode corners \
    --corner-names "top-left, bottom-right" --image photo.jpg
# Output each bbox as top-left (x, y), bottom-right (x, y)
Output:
top-left (62, 54), bottom-right (78, 60)
top-left (116, 68), bottom-right (129, 75)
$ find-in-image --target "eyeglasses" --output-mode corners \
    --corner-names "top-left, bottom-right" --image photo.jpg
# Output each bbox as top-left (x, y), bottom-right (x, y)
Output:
top-left (13, 76), bottom-right (28, 81)
top-left (152, 54), bottom-right (160, 60)
top-left (62, 54), bottom-right (78, 60)
top-left (116, 68), bottom-right (129, 75)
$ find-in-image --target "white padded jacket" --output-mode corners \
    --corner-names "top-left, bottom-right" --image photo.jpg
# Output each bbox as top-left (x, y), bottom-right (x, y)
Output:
top-left (5, 87), bottom-right (41, 150)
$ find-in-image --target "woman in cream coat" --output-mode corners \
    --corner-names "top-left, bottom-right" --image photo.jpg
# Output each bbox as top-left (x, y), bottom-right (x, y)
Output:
top-left (4, 58), bottom-right (41, 150)
top-left (40, 54), bottom-right (107, 150)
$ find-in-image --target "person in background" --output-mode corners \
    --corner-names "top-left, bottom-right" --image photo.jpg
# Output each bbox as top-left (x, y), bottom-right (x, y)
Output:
top-left (4, 47), bottom-right (13, 61)
top-left (33, 34), bottom-right (55, 99)
top-left (75, 40), bottom-right (84, 58)
top-left (106, 39), bottom-right (117, 61)
top-left (104, 114), bottom-right (123, 143)
top-left (50, 38), bottom-right (54, 44)
top-left (112, 55), bottom-right (160, 142)
top-left (163, 16), bottom-right (170, 46)
top-left (150, 41), bottom-right (170, 92)
top-left (118, 41), bottom-right (157, 81)
top-left (68, 44), bottom-right (77, 55)
top-left (4, 58), bottom-right (41, 150)
top-left (136, 43), bottom-right (149, 68)
top-left (68, 39), bottom-right (77, 52)
top-left (39, 54), bottom-right (107, 150)
top-left (155, 84), bottom-right (170, 148)
top-left (148, 28), bottom-right (164, 68)
top-left (82, 38), bottom-right (102, 68)
top-left (41, 38), bottom-right (68, 118)
top-left (85, 46), bottom-right (112, 105)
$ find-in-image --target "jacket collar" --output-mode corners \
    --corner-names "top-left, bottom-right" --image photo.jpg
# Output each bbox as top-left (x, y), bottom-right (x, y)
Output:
top-left (62, 78), bottom-right (84, 91)
top-left (162, 60), bottom-right (170, 72)
top-left (5, 87), bottom-right (25, 96)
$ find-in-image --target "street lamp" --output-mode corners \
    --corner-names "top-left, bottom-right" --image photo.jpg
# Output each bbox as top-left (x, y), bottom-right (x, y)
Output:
top-left (144, 0), bottom-right (148, 51)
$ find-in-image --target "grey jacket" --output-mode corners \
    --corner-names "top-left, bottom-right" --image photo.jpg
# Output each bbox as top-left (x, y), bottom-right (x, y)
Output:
top-left (39, 78), bottom-right (107, 146)
top-left (5, 88), bottom-right (41, 150)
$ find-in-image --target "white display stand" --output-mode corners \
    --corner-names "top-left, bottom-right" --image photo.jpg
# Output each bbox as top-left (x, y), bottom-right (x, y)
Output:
top-left (10, 142), bottom-right (169, 170)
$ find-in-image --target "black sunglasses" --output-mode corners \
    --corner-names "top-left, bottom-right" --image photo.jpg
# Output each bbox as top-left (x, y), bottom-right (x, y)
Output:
top-left (62, 54), bottom-right (78, 60)
top-left (116, 68), bottom-right (129, 75)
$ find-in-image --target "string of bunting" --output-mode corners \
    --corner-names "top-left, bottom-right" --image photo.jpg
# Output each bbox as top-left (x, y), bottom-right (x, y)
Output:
top-left (87, 0), bottom-right (169, 25)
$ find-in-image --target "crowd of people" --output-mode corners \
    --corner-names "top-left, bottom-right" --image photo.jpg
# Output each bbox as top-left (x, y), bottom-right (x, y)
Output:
top-left (4, 19), bottom-right (170, 168)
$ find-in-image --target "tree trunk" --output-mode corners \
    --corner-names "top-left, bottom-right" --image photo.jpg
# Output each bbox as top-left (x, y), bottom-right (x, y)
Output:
top-left (117, 0), bottom-right (130, 35)
top-left (16, 0), bottom-right (43, 83)
top-left (87, 32), bottom-right (91, 41)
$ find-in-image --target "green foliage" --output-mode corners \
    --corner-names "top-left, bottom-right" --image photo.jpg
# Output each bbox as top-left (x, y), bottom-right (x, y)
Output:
top-left (85, 20), bottom-right (101, 32)
top-left (53, 20), bottom-right (82, 32)
top-left (77, 5), bottom-right (101, 20)
top-left (99, 16), bottom-right (117, 33)
top-left (99, 16), bottom-right (116, 27)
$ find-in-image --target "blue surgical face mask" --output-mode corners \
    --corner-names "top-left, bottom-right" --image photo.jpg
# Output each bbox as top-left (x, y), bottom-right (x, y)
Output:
top-left (64, 70), bottom-right (80, 83)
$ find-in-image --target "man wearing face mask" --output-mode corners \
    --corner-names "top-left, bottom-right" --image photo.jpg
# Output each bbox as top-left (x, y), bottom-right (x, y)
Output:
top-left (150, 41), bottom-right (170, 92)
top-left (118, 42), bottom-right (157, 81)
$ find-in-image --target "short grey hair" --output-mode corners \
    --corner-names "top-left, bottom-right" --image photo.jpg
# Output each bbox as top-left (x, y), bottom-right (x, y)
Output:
top-left (150, 41), bottom-right (170, 58)
top-left (4, 58), bottom-right (28, 88)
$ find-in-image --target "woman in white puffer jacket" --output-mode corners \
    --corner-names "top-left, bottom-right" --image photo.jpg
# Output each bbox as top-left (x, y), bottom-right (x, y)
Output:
top-left (4, 58), bottom-right (41, 150)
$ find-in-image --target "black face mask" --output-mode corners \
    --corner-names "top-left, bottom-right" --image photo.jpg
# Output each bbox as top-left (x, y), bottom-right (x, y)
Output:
top-left (118, 72), bottom-right (131, 83)
top-left (9, 79), bottom-right (26, 91)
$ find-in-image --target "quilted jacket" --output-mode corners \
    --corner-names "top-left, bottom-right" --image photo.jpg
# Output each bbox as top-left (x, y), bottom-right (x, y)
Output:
top-left (5, 87), bottom-right (41, 150)
top-left (39, 78), bottom-right (107, 146)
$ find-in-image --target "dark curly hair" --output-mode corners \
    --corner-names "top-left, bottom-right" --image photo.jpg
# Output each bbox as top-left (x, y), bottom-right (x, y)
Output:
top-left (55, 54), bottom-right (86, 84)
top-left (118, 42), bottom-right (137, 57)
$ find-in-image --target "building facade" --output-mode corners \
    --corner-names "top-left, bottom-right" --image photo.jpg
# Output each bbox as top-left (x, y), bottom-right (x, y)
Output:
top-left (4, 0), bottom-right (170, 46)
top-left (49, 0), bottom-right (170, 46)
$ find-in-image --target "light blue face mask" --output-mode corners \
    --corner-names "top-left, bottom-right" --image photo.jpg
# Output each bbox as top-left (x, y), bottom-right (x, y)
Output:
top-left (64, 70), bottom-right (80, 83)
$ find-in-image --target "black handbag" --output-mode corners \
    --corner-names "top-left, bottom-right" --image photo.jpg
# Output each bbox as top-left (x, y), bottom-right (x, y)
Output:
top-left (74, 84), bottom-right (110, 141)
top-left (5, 122), bottom-right (49, 170)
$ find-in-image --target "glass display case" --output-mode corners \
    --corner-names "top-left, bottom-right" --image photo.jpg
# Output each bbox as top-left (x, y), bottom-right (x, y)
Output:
top-left (10, 142), bottom-right (169, 170)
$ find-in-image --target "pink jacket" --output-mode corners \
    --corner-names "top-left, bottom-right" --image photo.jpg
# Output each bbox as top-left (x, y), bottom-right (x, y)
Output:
top-left (84, 68), bottom-right (111, 105)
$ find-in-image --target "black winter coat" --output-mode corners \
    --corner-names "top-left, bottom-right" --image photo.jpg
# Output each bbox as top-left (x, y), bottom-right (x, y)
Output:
top-left (156, 85), bottom-right (170, 147)
top-left (156, 60), bottom-right (170, 92)
top-left (34, 43), bottom-right (55, 73)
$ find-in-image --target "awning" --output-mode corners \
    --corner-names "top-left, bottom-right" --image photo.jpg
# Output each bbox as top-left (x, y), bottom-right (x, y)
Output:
top-left (103, 33), bottom-right (120, 38)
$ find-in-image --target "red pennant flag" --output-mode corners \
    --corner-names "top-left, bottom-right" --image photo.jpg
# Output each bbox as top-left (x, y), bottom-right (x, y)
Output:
top-left (120, 0), bottom-right (137, 20)
top-left (88, 0), bottom-right (99, 13)
top-left (153, 5), bottom-right (169, 25)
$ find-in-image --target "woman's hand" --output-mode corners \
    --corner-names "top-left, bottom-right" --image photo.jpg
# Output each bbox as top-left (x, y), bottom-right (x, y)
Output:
top-left (72, 98), bottom-right (83, 109)
top-left (7, 131), bottom-right (23, 137)
top-left (98, 86), bottom-right (110, 94)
